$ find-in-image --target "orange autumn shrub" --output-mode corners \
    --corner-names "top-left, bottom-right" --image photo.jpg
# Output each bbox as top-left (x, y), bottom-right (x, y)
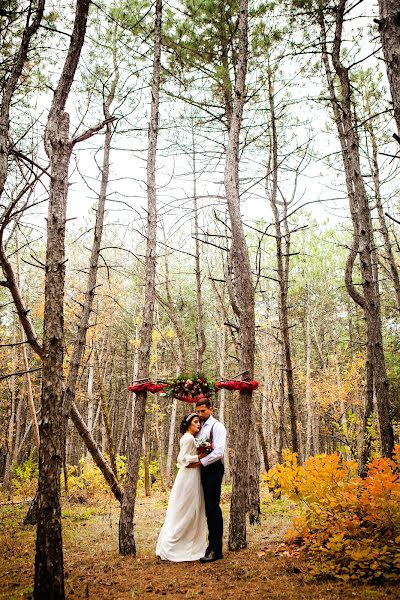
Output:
top-left (265, 447), bottom-right (400, 580)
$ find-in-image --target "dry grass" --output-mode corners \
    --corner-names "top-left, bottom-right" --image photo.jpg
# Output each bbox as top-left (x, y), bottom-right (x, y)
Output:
top-left (0, 489), bottom-right (398, 600)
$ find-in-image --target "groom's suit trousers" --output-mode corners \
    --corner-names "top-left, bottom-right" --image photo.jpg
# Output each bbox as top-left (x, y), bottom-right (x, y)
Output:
top-left (201, 460), bottom-right (224, 555)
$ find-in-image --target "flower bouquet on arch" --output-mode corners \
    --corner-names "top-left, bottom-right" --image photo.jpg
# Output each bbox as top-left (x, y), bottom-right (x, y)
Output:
top-left (163, 372), bottom-right (215, 403)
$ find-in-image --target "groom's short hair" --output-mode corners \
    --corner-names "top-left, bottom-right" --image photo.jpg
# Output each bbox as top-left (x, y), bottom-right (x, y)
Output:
top-left (196, 398), bottom-right (212, 409)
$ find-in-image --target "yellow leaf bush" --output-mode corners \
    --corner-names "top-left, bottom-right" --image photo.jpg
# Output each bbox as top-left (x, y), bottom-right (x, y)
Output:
top-left (265, 447), bottom-right (400, 580)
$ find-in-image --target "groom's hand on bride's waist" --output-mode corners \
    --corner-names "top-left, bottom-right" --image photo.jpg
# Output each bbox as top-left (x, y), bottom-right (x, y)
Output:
top-left (186, 461), bottom-right (201, 468)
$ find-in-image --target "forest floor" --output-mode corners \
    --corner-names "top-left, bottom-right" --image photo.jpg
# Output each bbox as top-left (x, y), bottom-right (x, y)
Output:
top-left (0, 487), bottom-right (398, 600)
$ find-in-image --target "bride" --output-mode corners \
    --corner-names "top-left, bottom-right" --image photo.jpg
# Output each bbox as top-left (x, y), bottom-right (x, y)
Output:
top-left (156, 413), bottom-right (207, 561)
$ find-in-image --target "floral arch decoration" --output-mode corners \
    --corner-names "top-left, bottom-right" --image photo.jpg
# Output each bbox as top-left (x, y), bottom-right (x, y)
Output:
top-left (128, 373), bottom-right (259, 403)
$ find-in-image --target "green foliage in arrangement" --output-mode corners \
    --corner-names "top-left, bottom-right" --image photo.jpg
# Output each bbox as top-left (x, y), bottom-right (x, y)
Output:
top-left (163, 372), bottom-right (215, 399)
top-left (266, 449), bottom-right (400, 581)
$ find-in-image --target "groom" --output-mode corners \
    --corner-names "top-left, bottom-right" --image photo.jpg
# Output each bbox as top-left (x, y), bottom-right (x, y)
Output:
top-left (187, 398), bottom-right (226, 562)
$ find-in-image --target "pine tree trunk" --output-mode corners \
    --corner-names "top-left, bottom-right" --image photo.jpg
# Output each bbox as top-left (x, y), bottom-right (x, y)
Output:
top-left (218, 323), bottom-right (231, 482)
top-left (154, 406), bottom-right (166, 492)
top-left (165, 398), bottom-right (178, 487)
top-left (359, 342), bottom-right (375, 475)
top-left (364, 100), bottom-right (400, 311)
top-left (34, 3), bottom-right (89, 597)
top-left (320, 2), bottom-right (394, 459)
top-left (377, 0), bottom-right (400, 136)
top-left (247, 416), bottom-right (261, 525)
top-left (193, 137), bottom-right (206, 372)
top-left (86, 358), bottom-right (94, 457)
top-left (0, 2), bottom-right (45, 358)
top-left (304, 303), bottom-right (313, 458)
top-left (63, 52), bottom-right (118, 430)
top-left (35, 108), bottom-right (70, 600)
top-left (3, 320), bottom-right (18, 492)
top-left (267, 63), bottom-right (299, 456)
top-left (276, 343), bottom-right (286, 464)
top-left (144, 420), bottom-right (151, 497)
top-left (225, 0), bottom-right (255, 552)
top-left (21, 332), bottom-right (40, 449)
top-left (119, 0), bottom-right (161, 555)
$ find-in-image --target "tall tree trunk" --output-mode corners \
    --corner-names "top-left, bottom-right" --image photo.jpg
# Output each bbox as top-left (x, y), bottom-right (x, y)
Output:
top-left (225, 0), bottom-right (255, 552)
top-left (377, 0), bottom-right (400, 136)
top-left (304, 301), bottom-right (313, 459)
top-left (358, 336), bottom-right (375, 475)
top-left (276, 343), bottom-right (286, 463)
top-left (3, 322), bottom-right (17, 493)
top-left (143, 418), bottom-right (151, 496)
top-left (320, 1), bottom-right (394, 459)
top-left (247, 415), bottom-right (261, 525)
top-left (21, 331), bottom-right (40, 449)
top-left (34, 3), bottom-right (89, 597)
top-left (158, 226), bottom-right (187, 372)
top-left (15, 239), bottom-right (40, 451)
top-left (99, 381), bottom-right (118, 476)
top-left (218, 321), bottom-right (231, 482)
top-left (63, 37), bottom-right (118, 435)
top-left (334, 351), bottom-right (350, 461)
top-left (266, 63), bottom-right (299, 456)
top-left (165, 397), bottom-right (178, 487)
top-left (13, 395), bottom-right (23, 465)
top-left (0, 0), bottom-right (44, 196)
top-left (364, 99), bottom-right (400, 311)
top-left (192, 133), bottom-right (206, 371)
top-left (0, 0), bottom-right (45, 359)
top-left (154, 405), bottom-right (166, 492)
top-left (86, 356), bottom-right (94, 457)
top-left (119, 0), bottom-right (161, 555)
top-left (260, 313), bottom-right (272, 469)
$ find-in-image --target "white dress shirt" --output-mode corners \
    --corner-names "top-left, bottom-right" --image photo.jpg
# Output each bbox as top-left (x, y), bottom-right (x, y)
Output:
top-left (197, 415), bottom-right (226, 467)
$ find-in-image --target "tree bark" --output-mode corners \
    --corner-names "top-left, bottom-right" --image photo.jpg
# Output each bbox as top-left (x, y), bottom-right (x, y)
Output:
top-left (266, 62), bottom-right (299, 456)
top-left (247, 414), bottom-right (261, 525)
top-left (20, 331), bottom-right (40, 449)
top-left (144, 419), bottom-right (151, 496)
top-left (218, 320), bottom-right (231, 482)
top-left (63, 42), bottom-right (118, 431)
top-left (165, 396), bottom-right (178, 487)
top-left (304, 301), bottom-right (313, 459)
top-left (364, 97), bottom-right (400, 312)
top-left (276, 343), bottom-right (286, 463)
top-left (119, 0), bottom-right (161, 555)
top-left (225, 0), bottom-right (255, 552)
top-left (0, 0), bottom-right (45, 200)
top-left (34, 2), bottom-right (89, 597)
top-left (319, 1), bottom-right (394, 459)
top-left (3, 322), bottom-right (18, 492)
top-left (192, 133), bottom-right (206, 372)
top-left (0, 1), bottom-right (45, 359)
top-left (377, 0), bottom-right (400, 136)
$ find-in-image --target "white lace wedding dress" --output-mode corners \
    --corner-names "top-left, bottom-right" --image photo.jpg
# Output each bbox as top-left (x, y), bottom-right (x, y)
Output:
top-left (156, 432), bottom-right (207, 561)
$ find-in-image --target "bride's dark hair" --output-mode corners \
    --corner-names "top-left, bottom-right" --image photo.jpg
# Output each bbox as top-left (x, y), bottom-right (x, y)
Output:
top-left (179, 413), bottom-right (198, 435)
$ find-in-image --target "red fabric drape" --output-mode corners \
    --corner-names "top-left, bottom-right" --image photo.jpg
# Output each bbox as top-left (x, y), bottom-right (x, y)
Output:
top-left (128, 383), bottom-right (167, 394)
top-left (214, 380), bottom-right (259, 391)
top-left (128, 380), bottom-right (259, 399)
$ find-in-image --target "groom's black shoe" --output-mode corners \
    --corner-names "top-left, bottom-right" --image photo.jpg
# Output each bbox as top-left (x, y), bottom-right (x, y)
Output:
top-left (200, 550), bottom-right (223, 563)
